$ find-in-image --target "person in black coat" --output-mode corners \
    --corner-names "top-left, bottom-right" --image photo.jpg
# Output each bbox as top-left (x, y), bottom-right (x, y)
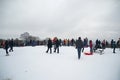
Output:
top-left (9, 39), bottom-right (14, 52)
top-left (113, 41), bottom-right (116, 53)
top-left (5, 40), bottom-right (9, 56)
top-left (75, 37), bottom-right (83, 59)
top-left (54, 38), bottom-right (60, 53)
top-left (46, 38), bottom-right (52, 53)
top-left (117, 38), bottom-right (120, 50)
top-left (111, 39), bottom-right (114, 48)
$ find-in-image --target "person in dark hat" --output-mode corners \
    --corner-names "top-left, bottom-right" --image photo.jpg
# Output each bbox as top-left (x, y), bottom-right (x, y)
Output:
top-left (46, 38), bottom-right (52, 53)
top-left (75, 37), bottom-right (83, 59)
top-left (4, 40), bottom-right (9, 56)
top-left (54, 37), bottom-right (60, 53)
top-left (113, 41), bottom-right (116, 53)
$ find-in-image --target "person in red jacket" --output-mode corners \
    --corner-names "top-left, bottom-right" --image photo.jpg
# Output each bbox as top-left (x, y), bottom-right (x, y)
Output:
top-left (89, 40), bottom-right (93, 54)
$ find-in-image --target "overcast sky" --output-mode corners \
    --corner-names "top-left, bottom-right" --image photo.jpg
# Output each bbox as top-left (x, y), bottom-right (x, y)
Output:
top-left (0, 0), bottom-right (120, 40)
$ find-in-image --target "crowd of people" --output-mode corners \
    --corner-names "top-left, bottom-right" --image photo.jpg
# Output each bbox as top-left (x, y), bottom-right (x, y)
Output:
top-left (41, 37), bottom-right (120, 59)
top-left (0, 37), bottom-right (120, 59)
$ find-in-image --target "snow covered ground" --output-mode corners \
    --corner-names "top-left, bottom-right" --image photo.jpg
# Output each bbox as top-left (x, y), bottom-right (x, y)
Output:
top-left (0, 46), bottom-right (120, 80)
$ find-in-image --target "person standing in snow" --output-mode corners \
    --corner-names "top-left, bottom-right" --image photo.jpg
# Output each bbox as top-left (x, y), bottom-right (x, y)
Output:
top-left (54, 38), bottom-right (60, 53)
top-left (71, 38), bottom-right (75, 46)
top-left (113, 41), bottom-right (116, 53)
top-left (75, 37), bottom-right (83, 59)
top-left (4, 40), bottom-right (9, 56)
top-left (82, 38), bottom-right (86, 52)
top-left (9, 39), bottom-right (14, 52)
top-left (102, 40), bottom-right (106, 49)
top-left (95, 39), bottom-right (99, 50)
top-left (82, 38), bottom-right (88, 52)
top-left (111, 39), bottom-right (114, 48)
top-left (117, 38), bottom-right (120, 50)
top-left (89, 40), bottom-right (93, 54)
top-left (46, 38), bottom-right (52, 53)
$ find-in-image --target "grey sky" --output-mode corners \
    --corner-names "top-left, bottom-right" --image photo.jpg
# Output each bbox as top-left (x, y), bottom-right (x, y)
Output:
top-left (0, 0), bottom-right (120, 40)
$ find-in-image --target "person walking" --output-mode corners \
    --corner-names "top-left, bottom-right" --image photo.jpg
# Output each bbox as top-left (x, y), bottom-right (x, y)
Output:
top-left (4, 40), bottom-right (9, 56)
top-left (54, 38), bottom-right (60, 53)
top-left (113, 41), bottom-right (116, 53)
top-left (9, 39), bottom-right (14, 52)
top-left (75, 37), bottom-right (83, 59)
top-left (46, 38), bottom-right (52, 53)
top-left (117, 38), bottom-right (120, 50)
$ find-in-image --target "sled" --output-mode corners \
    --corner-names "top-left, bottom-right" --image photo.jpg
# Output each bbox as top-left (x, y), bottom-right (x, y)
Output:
top-left (93, 48), bottom-right (104, 55)
top-left (84, 52), bottom-right (93, 55)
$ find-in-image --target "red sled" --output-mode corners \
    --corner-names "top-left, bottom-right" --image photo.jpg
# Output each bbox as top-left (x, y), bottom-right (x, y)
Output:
top-left (84, 52), bottom-right (93, 55)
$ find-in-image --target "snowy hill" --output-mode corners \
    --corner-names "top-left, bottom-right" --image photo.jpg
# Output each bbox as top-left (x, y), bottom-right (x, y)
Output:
top-left (0, 46), bottom-right (120, 80)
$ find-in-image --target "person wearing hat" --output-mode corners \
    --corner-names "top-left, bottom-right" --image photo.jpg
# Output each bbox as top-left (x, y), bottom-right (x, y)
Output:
top-left (75, 37), bottom-right (83, 59)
